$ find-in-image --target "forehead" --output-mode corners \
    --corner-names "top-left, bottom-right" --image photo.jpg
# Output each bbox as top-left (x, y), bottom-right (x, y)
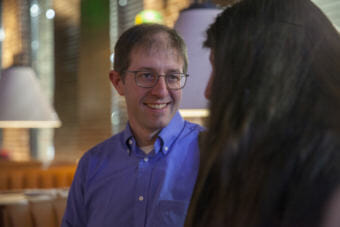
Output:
top-left (129, 37), bottom-right (184, 70)
top-left (136, 32), bottom-right (176, 54)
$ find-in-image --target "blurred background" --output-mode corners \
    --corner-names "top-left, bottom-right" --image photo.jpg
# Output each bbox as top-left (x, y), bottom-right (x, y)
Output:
top-left (0, 1), bottom-right (339, 226)
top-left (0, 0), bottom-right (339, 175)
top-left (0, 0), bottom-right (216, 164)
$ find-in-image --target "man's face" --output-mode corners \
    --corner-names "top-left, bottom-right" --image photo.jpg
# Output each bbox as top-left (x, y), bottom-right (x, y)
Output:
top-left (115, 46), bottom-right (183, 138)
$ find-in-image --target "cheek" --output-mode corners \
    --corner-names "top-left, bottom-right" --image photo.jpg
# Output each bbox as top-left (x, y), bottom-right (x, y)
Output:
top-left (171, 90), bottom-right (182, 104)
top-left (125, 84), bottom-right (145, 105)
top-left (204, 74), bottom-right (214, 100)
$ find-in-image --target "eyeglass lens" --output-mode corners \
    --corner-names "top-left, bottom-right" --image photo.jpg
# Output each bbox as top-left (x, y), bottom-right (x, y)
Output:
top-left (134, 71), bottom-right (186, 89)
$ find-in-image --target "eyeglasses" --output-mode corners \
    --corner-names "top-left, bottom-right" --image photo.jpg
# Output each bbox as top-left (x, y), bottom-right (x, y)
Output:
top-left (125, 70), bottom-right (189, 90)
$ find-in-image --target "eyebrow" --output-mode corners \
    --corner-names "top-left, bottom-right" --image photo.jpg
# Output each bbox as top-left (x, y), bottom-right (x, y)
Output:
top-left (134, 67), bottom-right (182, 73)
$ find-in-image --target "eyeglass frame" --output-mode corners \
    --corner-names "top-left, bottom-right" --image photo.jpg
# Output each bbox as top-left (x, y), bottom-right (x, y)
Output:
top-left (125, 70), bottom-right (189, 90)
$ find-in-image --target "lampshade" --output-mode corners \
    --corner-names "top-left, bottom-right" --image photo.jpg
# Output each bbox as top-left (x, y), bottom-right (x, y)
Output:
top-left (175, 3), bottom-right (221, 116)
top-left (0, 66), bottom-right (61, 128)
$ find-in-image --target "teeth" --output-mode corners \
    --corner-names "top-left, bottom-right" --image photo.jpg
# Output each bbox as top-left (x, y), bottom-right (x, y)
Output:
top-left (147, 103), bottom-right (167, 109)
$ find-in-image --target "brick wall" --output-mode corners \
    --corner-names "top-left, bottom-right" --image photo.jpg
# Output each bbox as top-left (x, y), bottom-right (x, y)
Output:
top-left (2, 129), bottom-right (30, 161)
top-left (53, 0), bottom-right (112, 161)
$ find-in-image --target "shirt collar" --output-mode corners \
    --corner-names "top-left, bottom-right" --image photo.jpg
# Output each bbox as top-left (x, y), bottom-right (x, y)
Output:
top-left (122, 124), bottom-right (134, 155)
top-left (122, 111), bottom-right (185, 155)
top-left (123, 123), bottom-right (134, 142)
top-left (157, 111), bottom-right (185, 155)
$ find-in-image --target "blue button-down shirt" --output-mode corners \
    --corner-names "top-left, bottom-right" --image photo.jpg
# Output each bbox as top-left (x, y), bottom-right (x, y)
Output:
top-left (62, 112), bottom-right (203, 227)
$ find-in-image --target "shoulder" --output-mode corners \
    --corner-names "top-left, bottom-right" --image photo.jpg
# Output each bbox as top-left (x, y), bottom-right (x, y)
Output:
top-left (184, 121), bottom-right (205, 131)
top-left (93, 132), bottom-right (123, 150)
top-left (171, 121), bottom-right (204, 147)
top-left (182, 121), bottom-right (205, 136)
top-left (77, 131), bottom-right (125, 172)
top-left (88, 132), bottom-right (123, 156)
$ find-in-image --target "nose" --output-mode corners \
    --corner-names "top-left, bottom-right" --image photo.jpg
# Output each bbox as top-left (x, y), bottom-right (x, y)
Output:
top-left (150, 76), bottom-right (169, 97)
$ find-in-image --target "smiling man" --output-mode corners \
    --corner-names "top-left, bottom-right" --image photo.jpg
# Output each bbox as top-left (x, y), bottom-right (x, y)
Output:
top-left (62, 24), bottom-right (204, 227)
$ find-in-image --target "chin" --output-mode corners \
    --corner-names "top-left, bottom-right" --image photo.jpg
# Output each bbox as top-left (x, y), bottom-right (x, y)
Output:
top-left (147, 119), bottom-right (170, 130)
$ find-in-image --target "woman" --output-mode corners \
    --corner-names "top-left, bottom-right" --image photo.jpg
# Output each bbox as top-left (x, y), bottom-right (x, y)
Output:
top-left (186, 0), bottom-right (340, 226)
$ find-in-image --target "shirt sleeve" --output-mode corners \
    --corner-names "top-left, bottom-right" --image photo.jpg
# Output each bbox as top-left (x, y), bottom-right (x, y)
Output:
top-left (62, 154), bottom-right (89, 227)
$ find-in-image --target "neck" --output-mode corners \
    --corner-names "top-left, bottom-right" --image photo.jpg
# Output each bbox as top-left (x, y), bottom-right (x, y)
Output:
top-left (130, 125), bottom-right (161, 147)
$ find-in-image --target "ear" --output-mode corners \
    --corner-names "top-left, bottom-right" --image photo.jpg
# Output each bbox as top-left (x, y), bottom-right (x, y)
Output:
top-left (109, 70), bottom-right (125, 96)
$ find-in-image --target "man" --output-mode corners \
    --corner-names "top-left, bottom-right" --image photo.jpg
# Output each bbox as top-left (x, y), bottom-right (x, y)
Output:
top-left (62, 23), bottom-right (203, 227)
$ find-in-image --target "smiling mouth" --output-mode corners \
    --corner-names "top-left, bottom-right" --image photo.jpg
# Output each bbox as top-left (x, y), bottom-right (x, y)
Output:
top-left (145, 103), bottom-right (168, 109)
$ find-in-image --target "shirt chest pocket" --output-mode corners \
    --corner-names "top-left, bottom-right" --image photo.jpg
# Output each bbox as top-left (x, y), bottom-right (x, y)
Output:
top-left (150, 200), bottom-right (189, 227)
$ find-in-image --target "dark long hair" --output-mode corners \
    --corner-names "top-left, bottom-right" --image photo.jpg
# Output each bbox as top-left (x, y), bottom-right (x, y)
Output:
top-left (186, 0), bottom-right (340, 226)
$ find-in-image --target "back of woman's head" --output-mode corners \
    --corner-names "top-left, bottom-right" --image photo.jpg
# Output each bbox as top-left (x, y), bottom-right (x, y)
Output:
top-left (206, 0), bottom-right (340, 145)
top-left (186, 0), bottom-right (340, 226)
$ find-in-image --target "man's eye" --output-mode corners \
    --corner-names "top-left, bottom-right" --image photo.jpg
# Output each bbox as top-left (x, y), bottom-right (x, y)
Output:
top-left (139, 72), bottom-right (154, 80)
top-left (167, 74), bottom-right (181, 82)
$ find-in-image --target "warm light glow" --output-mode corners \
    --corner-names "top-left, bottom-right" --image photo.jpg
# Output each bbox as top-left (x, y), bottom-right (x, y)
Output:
top-left (179, 109), bottom-right (209, 118)
top-left (54, 0), bottom-right (80, 25)
top-left (110, 53), bottom-right (115, 64)
top-left (2, 0), bottom-right (22, 68)
top-left (2, 128), bottom-right (30, 161)
top-left (144, 11), bottom-right (156, 21)
top-left (0, 121), bottom-right (61, 128)
top-left (30, 4), bottom-right (40, 17)
top-left (0, 193), bottom-right (27, 204)
top-left (45, 9), bottom-right (55, 19)
top-left (135, 10), bottom-right (163, 25)
top-left (0, 28), bottom-right (5, 42)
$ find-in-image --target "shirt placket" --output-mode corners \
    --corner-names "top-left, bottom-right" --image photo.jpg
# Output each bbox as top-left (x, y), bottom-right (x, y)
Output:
top-left (134, 152), bottom-right (153, 227)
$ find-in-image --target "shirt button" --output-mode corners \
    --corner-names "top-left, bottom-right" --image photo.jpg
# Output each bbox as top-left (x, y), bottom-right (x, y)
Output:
top-left (144, 157), bottom-right (149, 162)
top-left (138, 195), bottom-right (144, 201)
top-left (129, 139), bottom-right (133, 145)
top-left (164, 146), bottom-right (168, 151)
